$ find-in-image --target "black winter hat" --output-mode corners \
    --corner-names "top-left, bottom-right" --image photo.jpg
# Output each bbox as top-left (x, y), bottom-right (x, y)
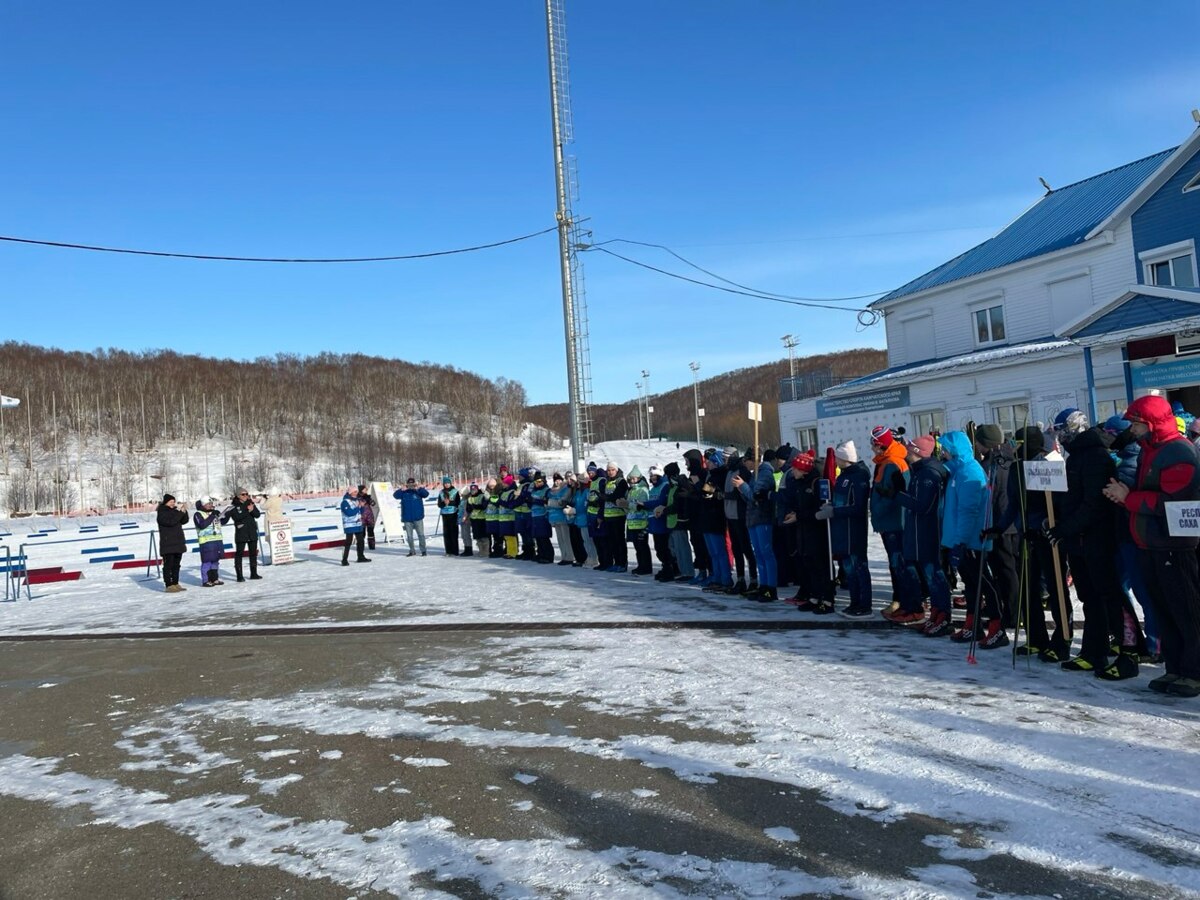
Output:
top-left (1014, 426), bottom-right (1044, 457)
top-left (663, 462), bottom-right (681, 479)
top-left (162, 493), bottom-right (175, 504)
top-left (762, 448), bottom-right (777, 462)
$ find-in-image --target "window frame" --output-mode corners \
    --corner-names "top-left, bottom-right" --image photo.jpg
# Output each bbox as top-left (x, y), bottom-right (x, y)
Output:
top-left (1139, 239), bottom-right (1198, 289)
top-left (911, 409), bottom-right (945, 438)
top-left (1184, 170), bottom-right (1200, 194)
top-left (969, 300), bottom-right (1007, 347)
top-left (991, 401), bottom-right (1030, 438)
top-left (793, 426), bottom-right (818, 453)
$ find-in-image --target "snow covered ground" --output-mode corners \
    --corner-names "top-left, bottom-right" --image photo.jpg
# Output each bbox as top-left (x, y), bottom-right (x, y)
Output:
top-left (0, 440), bottom-right (1198, 897)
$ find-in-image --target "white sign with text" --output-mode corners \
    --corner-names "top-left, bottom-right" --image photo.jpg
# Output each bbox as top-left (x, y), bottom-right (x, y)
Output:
top-left (1023, 460), bottom-right (1067, 492)
top-left (268, 518), bottom-right (295, 565)
top-left (1166, 501), bottom-right (1200, 537)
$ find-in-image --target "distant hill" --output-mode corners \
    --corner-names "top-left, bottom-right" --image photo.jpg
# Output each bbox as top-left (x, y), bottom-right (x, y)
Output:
top-left (527, 348), bottom-right (888, 451)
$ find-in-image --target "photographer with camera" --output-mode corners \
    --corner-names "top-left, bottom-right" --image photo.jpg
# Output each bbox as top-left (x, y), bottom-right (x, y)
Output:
top-left (226, 488), bottom-right (263, 582)
top-left (156, 494), bottom-right (189, 593)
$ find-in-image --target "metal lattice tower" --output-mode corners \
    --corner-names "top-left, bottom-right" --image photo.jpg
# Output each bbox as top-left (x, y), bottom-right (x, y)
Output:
top-left (546, 0), bottom-right (593, 468)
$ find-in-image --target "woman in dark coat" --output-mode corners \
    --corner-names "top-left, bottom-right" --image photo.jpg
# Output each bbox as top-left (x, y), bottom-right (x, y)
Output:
top-left (156, 494), bottom-right (189, 592)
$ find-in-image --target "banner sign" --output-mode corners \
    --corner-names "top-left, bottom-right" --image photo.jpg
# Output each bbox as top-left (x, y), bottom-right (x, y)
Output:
top-left (1165, 501), bottom-right (1200, 537)
top-left (1130, 357), bottom-right (1200, 391)
top-left (1023, 460), bottom-right (1067, 492)
top-left (817, 386), bottom-right (910, 419)
top-left (372, 481), bottom-right (404, 540)
top-left (268, 518), bottom-right (295, 565)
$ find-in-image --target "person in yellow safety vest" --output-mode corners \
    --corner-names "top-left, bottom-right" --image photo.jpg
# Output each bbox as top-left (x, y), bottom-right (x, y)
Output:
top-left (194, 497), bottom-right (226, 586)
top-left (625, 466), bottom-right (652, 575)
top-left (464, 482), bottom-right (489, 557)
top-left (599, 462), bottom-right (630, 572)
top-left (484, 479), bottom-right (504, 557)
top-left (498, 474), bottom-right (519, 559)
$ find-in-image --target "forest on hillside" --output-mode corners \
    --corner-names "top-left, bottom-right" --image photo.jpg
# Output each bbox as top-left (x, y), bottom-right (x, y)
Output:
top-left (527, 348), bottom-right (888, 451)
top-left (0, 343), bottom-right (549, 513)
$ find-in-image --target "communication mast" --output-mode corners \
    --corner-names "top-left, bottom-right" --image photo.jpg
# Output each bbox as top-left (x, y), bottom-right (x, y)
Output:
top-left (545, 0), bottom-right (594, 470)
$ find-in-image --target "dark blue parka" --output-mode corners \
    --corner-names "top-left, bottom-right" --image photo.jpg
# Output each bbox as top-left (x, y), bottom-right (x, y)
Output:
top-left (830, 460), bottom-right (871, 558)
top-left (896, 456), bottom-right (946, 565)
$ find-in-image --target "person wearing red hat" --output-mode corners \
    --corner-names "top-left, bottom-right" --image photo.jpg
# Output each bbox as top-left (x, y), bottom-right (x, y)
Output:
top-left (870, 426), bottom-right (922, 624)
top-left (1103, 395), bottom-right (1200, 697)
top-left (782, 450), bottom-right (834, 613)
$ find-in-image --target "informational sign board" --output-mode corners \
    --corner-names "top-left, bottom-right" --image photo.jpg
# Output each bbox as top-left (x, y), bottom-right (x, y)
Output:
top-left (1165, 501), bottom-right (1200, 537)
top-left (268, 518), bottom-right (295, 565)
top-left (1023, 460), bottom-right (1067, 492)
top-left (372, 481), bottom-right (404, 540)
top-left (817, 386), bottom-right (911, 419)
top-left (747, 401), bottom-right (763, 422)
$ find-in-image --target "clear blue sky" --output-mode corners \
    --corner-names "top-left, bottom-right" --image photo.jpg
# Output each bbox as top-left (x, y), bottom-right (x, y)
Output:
top-left (2, 1), bottom-right (1197, 403)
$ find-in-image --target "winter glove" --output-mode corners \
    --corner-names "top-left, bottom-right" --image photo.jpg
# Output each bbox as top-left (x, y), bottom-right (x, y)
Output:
top-left (814, 503), bottom-right (834, 521)
top-left (980, 526), bottom-right (1002, 541)
top-left (615, 498), bottom-right (629, 509)
top-left (563, 506), bottom-right (575, 517)
top-left (653, 506), bottom-right (664, 518)
top-left (1044, 523), bottom-right (1062, 547)
top-left (949, 544), bottom-right (965, 569)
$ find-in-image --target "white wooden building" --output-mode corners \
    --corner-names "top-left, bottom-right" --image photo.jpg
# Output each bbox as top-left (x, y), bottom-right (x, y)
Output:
top-left (780, 123), bottom-right (1200, 451)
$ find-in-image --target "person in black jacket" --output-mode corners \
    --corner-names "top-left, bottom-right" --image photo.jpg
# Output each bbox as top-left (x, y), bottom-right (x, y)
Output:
top-left (156, 494), bottom-right (189, 593)
top-left (226, 489), bottom-right (263, 582)
top-left (898, 436), bottom-right (950, 634)
top-left (1050, 413), bottom-right (1143, 678)
top-left (976, 425), bottom-right (1019, 627)
top-left (784, 451), bottom-right (834, 613)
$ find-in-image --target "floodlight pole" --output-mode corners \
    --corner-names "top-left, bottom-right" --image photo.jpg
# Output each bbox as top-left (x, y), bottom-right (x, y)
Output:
top-left (782, 334), bottom-right (799, 401)
top-left (689, 362), bottom-right (702, 445)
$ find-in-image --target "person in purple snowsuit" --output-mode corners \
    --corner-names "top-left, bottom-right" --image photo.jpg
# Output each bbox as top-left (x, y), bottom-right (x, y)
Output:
top-left (194, 497), bottom-right (226, 586)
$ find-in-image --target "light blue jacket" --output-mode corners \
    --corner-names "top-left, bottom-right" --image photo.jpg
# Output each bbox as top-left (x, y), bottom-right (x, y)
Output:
top-left (940, 431), bottom-right (992, 552)
top-left (548, 484), bottom-right (572, 525)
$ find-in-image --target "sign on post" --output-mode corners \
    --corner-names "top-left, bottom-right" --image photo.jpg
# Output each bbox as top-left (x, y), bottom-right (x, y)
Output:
top-left (1023, 460), bottom-right (1067, 492)
top-left (747, 402), bottom-right (763, 422)
top-left (268, 519), bottom-right (295, 565)
top-left (372, 481), bottom-right (404, 542)
top-left (1165, 502), bottom-right (1200, 537)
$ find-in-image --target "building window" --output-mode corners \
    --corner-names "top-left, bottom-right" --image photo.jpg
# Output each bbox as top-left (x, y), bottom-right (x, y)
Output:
top-left (974, 305), bottom-right (1006, 344)
top-left (993, 402), bottom-right (1030, 437)
top-left (793, 426), bottom-right (818, 452)
top-left (912, 409), bottom-right (945, 437)
top-left (1095, 399), bottom-right (1123, 421)
top-left (1142, 242), bottom-right (1197, 289)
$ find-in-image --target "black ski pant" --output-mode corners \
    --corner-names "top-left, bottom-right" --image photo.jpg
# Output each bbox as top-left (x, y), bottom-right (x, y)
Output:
top-left (630, 529), bottom-right (652, 573)
top-left (1020, 535), bottom-right (1071, 654)
top-left (1066, 536), bottom-right (1125, 665)
top-left (162, 552), bottom-right (182, 587)
top-left (568, 524), bottom-right (588, 563)
top-left (774, 524), bottom-right (795, 587)
top-left (441, 514), bottom-right (460, 556)
top-left (607, 518), bottom-right (628, 568)
top-left (959, 550), bottom-right (1000, 626)
top-left (535, 535), bottom-right (554, 562)
top-left (652, 532), bottom-right (675, 575)
top-left (234, 538), bottom-right (259, 579)
top-left (728, 519), bottom-right (756, 581)
top-left (365, 523), bottom-right (376, 550)
top-left (1138, 548), bottom-right (1200, 679)
top-left (342, 532), bottom-right (366, 562)
top-left (987, 532), bottom-right (1020, 627)
top-left (689, 524), bottom-right (710, 573)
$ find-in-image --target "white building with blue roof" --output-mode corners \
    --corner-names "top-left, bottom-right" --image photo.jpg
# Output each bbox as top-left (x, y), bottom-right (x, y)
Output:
top-left (779, 121), bottom-right (1200, 450)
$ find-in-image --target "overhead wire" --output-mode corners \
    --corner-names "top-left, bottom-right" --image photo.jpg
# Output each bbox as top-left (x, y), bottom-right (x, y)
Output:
top-left (0, 225), bottom-right (558, 263)
top-left (580, 241), bottom-right (885, 326)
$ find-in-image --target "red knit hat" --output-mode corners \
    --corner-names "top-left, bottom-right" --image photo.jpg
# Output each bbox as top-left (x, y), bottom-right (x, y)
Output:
top-left (791, 451), bottom-right (816, 473)
top-left (870, 425), bottom-right (894, 447)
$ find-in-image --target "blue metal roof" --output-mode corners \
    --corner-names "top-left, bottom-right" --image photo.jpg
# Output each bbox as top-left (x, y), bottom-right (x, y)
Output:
top-left (1071, 290), bottom-right (1200, 339)
top-left (876, 148), bottom-right (1176, 305)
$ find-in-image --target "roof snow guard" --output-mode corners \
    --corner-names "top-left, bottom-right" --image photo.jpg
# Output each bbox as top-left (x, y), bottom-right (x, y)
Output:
top-left (874, 148), bottom-right (1177, 306)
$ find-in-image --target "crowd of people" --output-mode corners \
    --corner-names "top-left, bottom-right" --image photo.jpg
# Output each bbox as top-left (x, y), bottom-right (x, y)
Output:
top-left (153, 393), bottom-right (1200, 700)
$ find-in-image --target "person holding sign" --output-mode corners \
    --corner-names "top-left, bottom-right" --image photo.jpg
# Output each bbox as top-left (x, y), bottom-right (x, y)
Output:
top-left (1103, 395), bottom-right (1200, 698)
top-left (986, 427), bottom-right (1071, 661)
top-left (1048, 411), bottom-right (1141, 679)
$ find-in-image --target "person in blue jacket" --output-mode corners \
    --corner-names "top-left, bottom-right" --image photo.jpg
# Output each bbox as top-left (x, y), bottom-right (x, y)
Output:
top-left (393, 478), bottom-right (430, 556)
top-left (644, 465), bottom-right (675, 579)
top-left (569, 472), bottom-right (593, 566)
top-left (736, 448), bottom-right (782, 601)
top-left (513, 468), bottom-right (535, 561)
top-left (939, 430), bottom-right (1006, 648)
top-left (547, 473), bottom-right (574, 565)
top-left (817, 441), bottom-right (872, 616)
top-left (339, 486), bottom-right (371, 566)
top-left (529, 471), bottom-right (554, 563)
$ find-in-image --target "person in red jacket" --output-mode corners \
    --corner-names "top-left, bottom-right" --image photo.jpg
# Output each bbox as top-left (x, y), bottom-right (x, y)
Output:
top-left (1103, 395), bottom-right (1200, 697)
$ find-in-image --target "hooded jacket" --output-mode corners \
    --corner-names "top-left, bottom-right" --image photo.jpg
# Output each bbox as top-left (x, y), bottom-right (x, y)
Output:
top-left (980, 443), bottom-right (1017, 536)
top-left (1123, 395), bottom-right (1200, 549)
top-left (226, 497), bottom-right (262, 542)
top-left (869, 441), bottom-right (909, 534)
top-left (156, 502), bottom-right (189, 555)
top-left (940, 431), bottom-right (991, 552)
top-left (830, 459), bottom-right (870, 558)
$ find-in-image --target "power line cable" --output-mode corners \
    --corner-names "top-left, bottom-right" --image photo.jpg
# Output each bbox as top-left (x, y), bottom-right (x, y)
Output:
top-left (0, 225), bottom-right (558, 263)
top-left (590, 237), bottom-right (889, 303)
top-left (582, 244), bottom-right (884, 325)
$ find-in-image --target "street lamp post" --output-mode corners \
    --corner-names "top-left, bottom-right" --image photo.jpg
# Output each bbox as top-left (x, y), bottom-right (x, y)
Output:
top-left (634, 381), bottom-right (644, 441)
top-left (641, 369), bottom-right (651, 441)
top-left (782, 335), bottom-right (799, 401)
top-left (689, 362), bottom-right (702, 445)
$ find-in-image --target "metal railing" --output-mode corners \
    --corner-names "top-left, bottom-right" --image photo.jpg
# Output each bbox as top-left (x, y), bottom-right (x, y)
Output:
top-left (778, 368), bottom-right (837, 403)
top-left (15, 531), bottom-right (161, 601)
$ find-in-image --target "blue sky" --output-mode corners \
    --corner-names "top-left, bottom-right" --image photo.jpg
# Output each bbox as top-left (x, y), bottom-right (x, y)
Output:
top-left (2, 1), bottom-right (1197, 403)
